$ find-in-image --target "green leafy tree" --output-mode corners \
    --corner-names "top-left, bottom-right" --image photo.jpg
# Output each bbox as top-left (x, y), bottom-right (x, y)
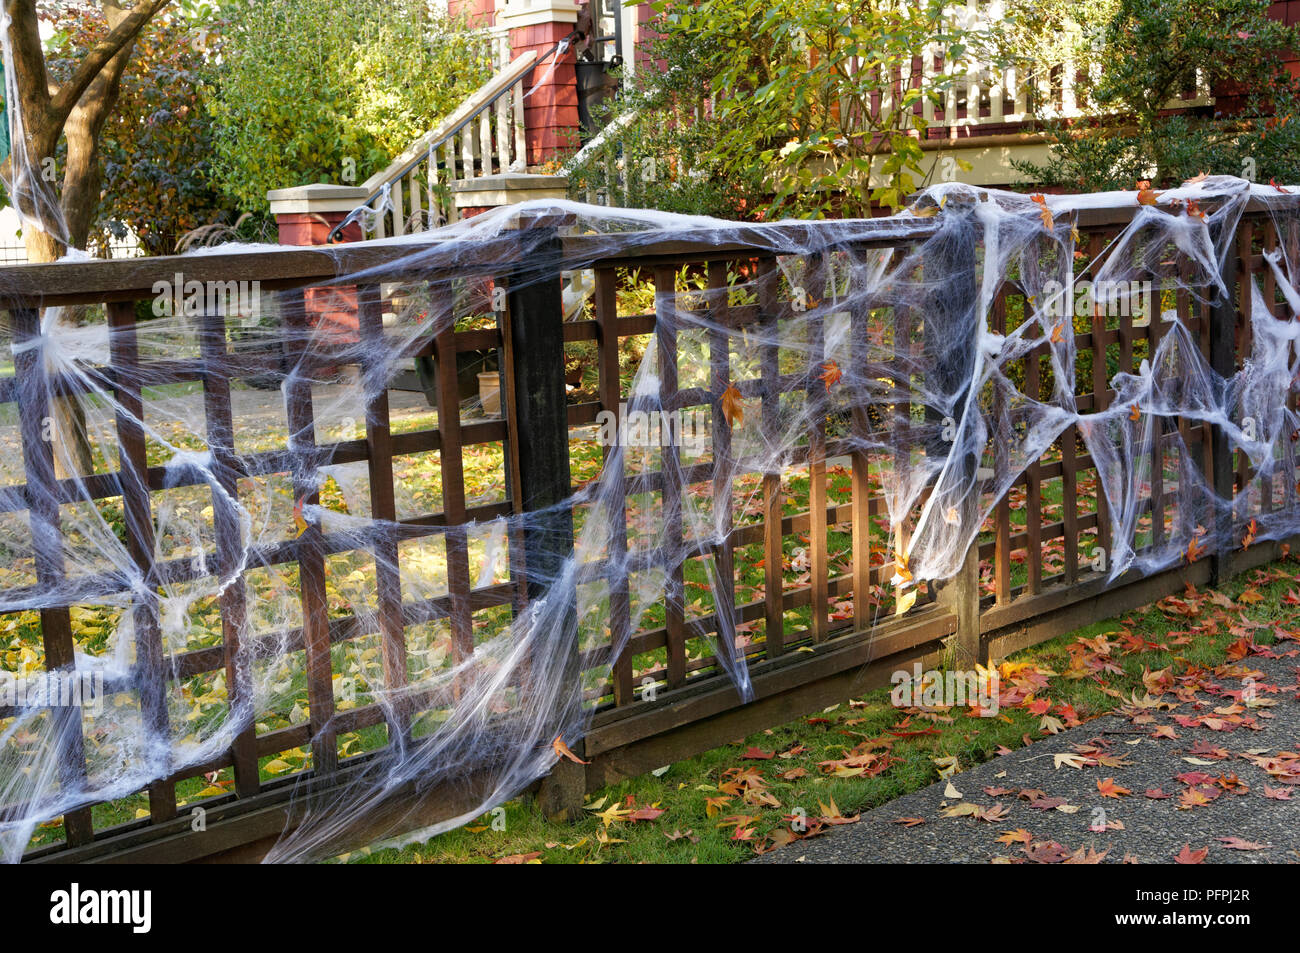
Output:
top-left (1013, 0), bottom-right (1300, 189)
top-left (43, 1), bottom-right (222, 256)
top-left (207, 0), bottom-right (494, 213)
top-left (2, 0), bottom-right (174, 262)
top-left (570, 0), bottom-right (995, 219)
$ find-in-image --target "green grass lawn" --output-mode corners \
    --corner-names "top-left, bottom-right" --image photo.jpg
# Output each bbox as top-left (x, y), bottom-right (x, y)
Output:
top-left (342, 553), bottom-right (1295, 864)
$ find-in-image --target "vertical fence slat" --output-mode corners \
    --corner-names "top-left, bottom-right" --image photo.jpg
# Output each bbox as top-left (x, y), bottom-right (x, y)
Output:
top-left (1088, 232), bottom-right (1112, 564)
top-left (433, 322), bottom-right (476, 677)
top-left (1025, 328), bottom-right (1043, 595)
top-left (595, 267), bottom-right (633, 706)
top-left (805, 255), bottom-right (830, 641)
top-left (107, 302), bottom-right (175, 822)
top-left (850, 250), bottom-right (875, 632)
top-left (653, 266), bottom-right (687, 686)
top-left (358, 283), bottom-right (410, 743)
top-left (196, 309), bottom-right (261, 797)
top-left (708, 261), bottom-right (739, 666)
top-left (992, 289), bottom-right (1011, 603)
top-left (11, 307), bottom-right (94, 845)
top-left (1062, 421), bottom-right (1079, 584)
top-left (1209, 231), bottom-right (1241, 585)
top-left (758, 258), bottom-right (785, 657)
top-left (280, 288), bottom-right (338, 775)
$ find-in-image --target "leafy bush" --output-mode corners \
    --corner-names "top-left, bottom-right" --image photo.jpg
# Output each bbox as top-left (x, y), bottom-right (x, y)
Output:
top-left (207, 0), bottom-right (493, 213)
top-left (1012, 0), bottom-right (1300, 189)
top-left (568, 0), bottom-right (995, 220)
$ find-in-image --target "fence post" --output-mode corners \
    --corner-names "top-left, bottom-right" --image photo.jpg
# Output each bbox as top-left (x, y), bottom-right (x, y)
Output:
top-left (930, 201), bottom-right (984, 668)
top-left (1208, 247), bottom-right (1239, 587)
top-left (499, 215), bottom-right (583, 820)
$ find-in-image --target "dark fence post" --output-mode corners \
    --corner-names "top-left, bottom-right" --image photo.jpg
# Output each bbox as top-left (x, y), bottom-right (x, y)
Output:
top-left (1208, 244), bottom-right (1239, 587)
top-left (929, 202), bottom-right (984, 668)
top-left (500, 216), bottom-right (582, 819)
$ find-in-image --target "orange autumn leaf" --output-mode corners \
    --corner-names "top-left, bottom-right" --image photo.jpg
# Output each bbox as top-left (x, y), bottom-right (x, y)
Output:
top-left (819, 360), bottom-right (842, 391)
top-left (1183, 171), bottom-right (1208, 186)
top-left (1050, 322), bottom-right (1065, 344)
top-left (1030, 193), bottom-right (1053, 230)
top-left (1185, 198), bottom-right (1206, 220)
top-left (720, 384), bottom-right (745, 428)
top-left (1136, 180), bottom-right (1160, 205)
top-left (1129, 403), bottom-right (1141, 422)
top-left (552, 735), bottom-right (589, 765)
top-left (1270, 178), bottom-right (1290, 194)
top-left (1097, 777), bottom-right (1132, 799)
top-left (293, 497), bottom-right (309, 537)
top-left (1174, 843), bottom-right (1208, 864)
top-left (1242, 518), bottom-right (1257, 549)
top-left (1186, 533), bottom-right (1208, 564)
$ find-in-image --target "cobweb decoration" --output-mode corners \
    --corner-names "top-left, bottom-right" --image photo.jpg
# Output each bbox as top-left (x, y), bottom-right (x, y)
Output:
top-left (0, 165), bottom-right (1297, 863)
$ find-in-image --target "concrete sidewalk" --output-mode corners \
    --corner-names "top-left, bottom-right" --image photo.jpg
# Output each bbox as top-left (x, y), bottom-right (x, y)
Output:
top-left (753, 643), bottom-right (1300, 864)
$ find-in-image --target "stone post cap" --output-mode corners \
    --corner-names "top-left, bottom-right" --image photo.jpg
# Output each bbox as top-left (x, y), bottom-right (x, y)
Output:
top-left (266, 183), bottom-right (370, 216)
top-left (452, 173), bottom-right (570, 208)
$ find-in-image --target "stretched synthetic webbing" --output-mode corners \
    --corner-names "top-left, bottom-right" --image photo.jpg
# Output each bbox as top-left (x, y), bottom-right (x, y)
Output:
top-left (0, 175), bottom-right (1297, 864)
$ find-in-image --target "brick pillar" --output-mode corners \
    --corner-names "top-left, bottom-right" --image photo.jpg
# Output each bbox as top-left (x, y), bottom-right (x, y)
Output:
top-left (501, 1), bottom-right (582, 166)
top-left (267, 184), bottom-right (369, 343)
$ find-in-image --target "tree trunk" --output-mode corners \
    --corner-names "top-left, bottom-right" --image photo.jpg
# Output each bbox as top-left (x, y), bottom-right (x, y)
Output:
top-left (6, 1), bottom-right (149, 479)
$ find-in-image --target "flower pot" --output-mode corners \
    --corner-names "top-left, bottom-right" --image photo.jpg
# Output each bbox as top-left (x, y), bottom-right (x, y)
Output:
top-left (478, 372), bottom-right (501, 416)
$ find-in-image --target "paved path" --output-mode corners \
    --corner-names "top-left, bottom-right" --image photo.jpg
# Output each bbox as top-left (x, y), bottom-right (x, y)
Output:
top-left (753, 644), bottom-right (1300, 864)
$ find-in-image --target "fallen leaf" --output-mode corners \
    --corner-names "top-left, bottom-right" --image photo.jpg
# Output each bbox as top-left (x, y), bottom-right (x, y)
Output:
top-left (1216, 836), bottom-right (1271, 851)
top-left (1097, 778), bottom-right (1132, 799)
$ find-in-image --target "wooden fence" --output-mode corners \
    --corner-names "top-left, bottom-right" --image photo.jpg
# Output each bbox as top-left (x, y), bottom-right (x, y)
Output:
top-left (0, 194), bottom-right (1293, 862)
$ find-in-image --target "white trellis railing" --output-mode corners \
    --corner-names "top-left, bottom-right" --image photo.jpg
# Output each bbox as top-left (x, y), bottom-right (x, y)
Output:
top-left (332, 50), bottom-right (538, 241)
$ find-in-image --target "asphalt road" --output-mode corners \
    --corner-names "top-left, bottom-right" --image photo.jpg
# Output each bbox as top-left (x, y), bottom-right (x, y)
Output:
top-left (752, 644), bottom-right (1300, 864)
